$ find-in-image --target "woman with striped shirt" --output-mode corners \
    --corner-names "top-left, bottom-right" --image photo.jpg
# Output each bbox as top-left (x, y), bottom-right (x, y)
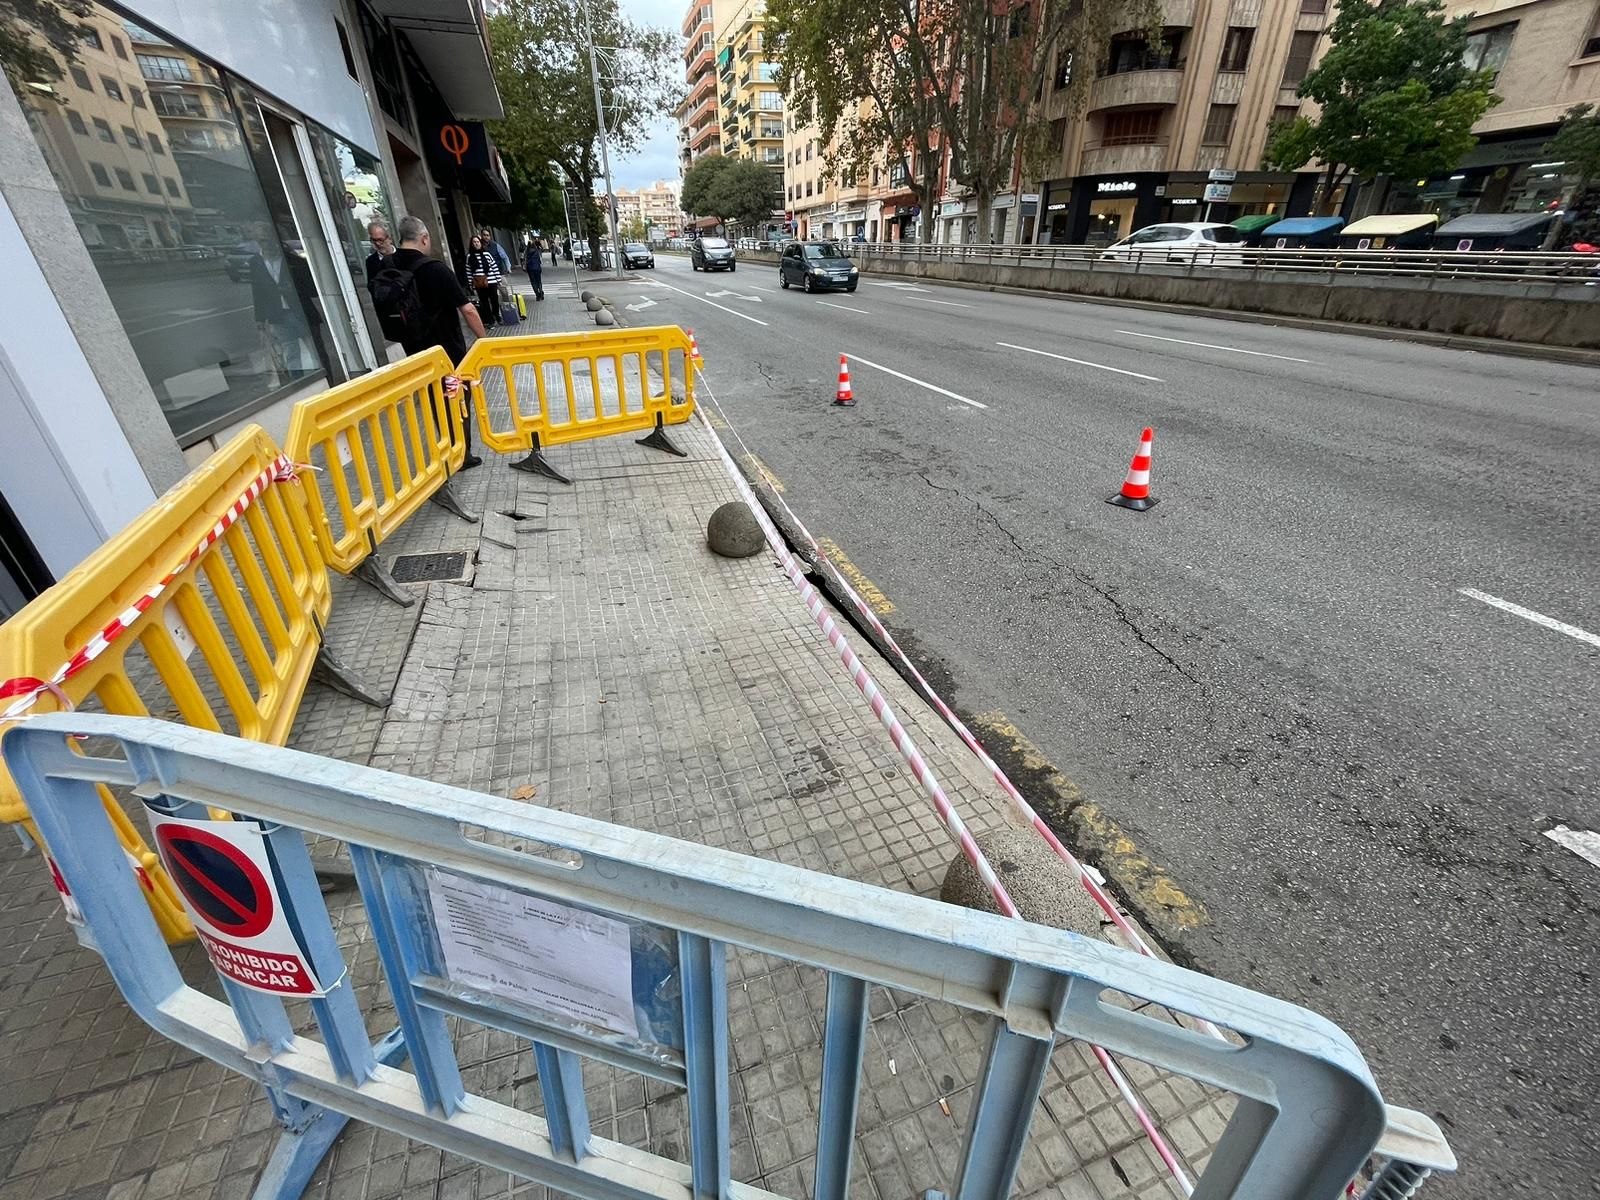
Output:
top-left (467, 236), bottom-right (502, 327)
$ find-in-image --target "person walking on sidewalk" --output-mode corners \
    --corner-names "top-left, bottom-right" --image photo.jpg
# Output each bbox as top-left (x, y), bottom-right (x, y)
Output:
top-left (466, 235), bottom-right (502, 329)
top-left (375, 216), bottom-right (486, 468)
top-left (479, 226), bottom-right (511, 277)
top-left (524, 240), bottom-right (545, 301)
top-left (549, 235), bottom-right (558, 266)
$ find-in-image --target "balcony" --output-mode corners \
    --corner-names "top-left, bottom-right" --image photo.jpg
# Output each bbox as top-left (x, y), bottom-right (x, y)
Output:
top-left (1079, 139), bottom-right (1169, 174)
top-left (685, 42), bottom-right (713, 73)
top-left (690, 122), bottom-right (721, 150)
top-left (1088, 69), bottom-right (1183, 111)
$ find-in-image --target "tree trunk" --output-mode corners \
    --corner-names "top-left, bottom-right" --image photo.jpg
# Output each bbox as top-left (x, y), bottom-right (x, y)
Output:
top-left (975, 189), bottom-right (994, 246)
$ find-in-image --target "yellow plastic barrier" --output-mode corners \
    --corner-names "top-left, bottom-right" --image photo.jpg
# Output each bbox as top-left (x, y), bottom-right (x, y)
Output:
top-left (460, 326), bottom-right (696, 480)
top-left (284, 348), bottom-right (475, 595)
top-left (0, 426), bottom-right (332, 942)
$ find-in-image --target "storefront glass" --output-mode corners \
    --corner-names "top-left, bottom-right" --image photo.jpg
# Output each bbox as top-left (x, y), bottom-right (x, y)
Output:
top-left (1087, 198), bottom-right (1136, 245)
top-left (2, 0), bottom-right (329, 443)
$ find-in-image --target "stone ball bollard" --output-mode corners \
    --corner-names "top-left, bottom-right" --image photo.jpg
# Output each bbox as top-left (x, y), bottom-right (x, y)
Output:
top-left (579, 289), bottom-right (595, 303)
top-left (940, 826), bottom-right (1107, 938)
top-left (706, 501), bottom-right (764, 558)
top-left (585, 297), bottom-right (604, 312)
top-left (595, 308), bottom-right (617, 326)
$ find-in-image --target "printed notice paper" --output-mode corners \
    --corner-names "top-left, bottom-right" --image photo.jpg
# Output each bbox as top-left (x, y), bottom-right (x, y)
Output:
top-left (426, 869), bottom-right (636, 1035)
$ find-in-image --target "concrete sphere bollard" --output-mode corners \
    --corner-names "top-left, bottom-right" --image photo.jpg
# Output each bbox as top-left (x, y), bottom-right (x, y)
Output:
top-left (940, 826), bottom-right (1106, 937)
top-left (595, 308), bottom-right (617, 326)
top-left (579, 290), bottom-right (595, 303)
top-left (706, 501), bottom-right (764, 558)
top-left (585, 297), bottom-right (604, 312)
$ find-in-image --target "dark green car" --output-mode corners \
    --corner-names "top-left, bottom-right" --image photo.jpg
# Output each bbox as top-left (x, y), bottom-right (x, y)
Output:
top-left (779, 241), bottom-right (859, 293)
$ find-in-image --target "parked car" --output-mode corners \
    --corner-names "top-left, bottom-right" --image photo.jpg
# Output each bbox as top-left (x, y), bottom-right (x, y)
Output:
top-left (691, 237), bottom-right (736, 271)
top-left (778, 240), bottom-right (859, 293)
top-left (622, 242), bottom-right (655, 269)
top-left (1100, 223), bottom-right (1246, 266)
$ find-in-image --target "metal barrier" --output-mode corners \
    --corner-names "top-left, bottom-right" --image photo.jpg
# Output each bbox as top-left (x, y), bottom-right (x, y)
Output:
top-left (284, 348), bottom-right (480, 604)
top-left (460, 326), bottom-right (696, 483)
top-left (0, 428), bottom-right (379, 941)
top-left (4, 714), bottom-right (1455, 1200)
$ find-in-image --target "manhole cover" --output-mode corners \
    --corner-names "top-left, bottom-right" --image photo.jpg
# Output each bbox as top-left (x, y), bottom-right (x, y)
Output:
top-left (390, 551), bottom-right (471, 584)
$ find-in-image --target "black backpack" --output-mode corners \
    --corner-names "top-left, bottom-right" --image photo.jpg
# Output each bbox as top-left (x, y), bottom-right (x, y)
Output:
top-left (371, 260), bottom-right (425, 343)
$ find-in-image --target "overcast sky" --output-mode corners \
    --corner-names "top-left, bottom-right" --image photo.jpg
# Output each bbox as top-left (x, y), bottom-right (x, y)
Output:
top-left (608, 0), bottom-right (685, 190)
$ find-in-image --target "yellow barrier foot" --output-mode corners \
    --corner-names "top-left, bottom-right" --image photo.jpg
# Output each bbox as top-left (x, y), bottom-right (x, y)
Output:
top-left (636, 414), bottom-right (688, 459)
top-left (429, 480), bottom-right (480, 523)
top-left (510, 434), bottom-right (572, 485)
top-left (354, 557), bottom-right (416, 607)
top-left (311, 645), bottom-right (389, 707)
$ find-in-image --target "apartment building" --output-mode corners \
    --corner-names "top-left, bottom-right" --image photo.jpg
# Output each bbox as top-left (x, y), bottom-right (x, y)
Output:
top-left (678, 0), bottom-right (730, 171)
top-left (612, 179), bottom-right (682, 236)
top-left (717, 0), bottom-right (785, 169)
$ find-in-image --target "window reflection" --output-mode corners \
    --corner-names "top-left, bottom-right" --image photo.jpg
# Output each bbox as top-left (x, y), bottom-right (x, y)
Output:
top-left (3, 2), bottom-right (325, 443)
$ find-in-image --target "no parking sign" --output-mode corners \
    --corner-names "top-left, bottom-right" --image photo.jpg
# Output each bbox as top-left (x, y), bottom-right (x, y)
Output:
top-left (146, 811), bottom-right (326, 996)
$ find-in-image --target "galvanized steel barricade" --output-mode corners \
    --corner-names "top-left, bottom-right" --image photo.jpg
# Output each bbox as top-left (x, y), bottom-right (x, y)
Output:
top-left (0, 428), bottom-right (370, 942)
top-left (3, 714), bottom-right (1455, 1200)
top-left (284, 348), bottom-right (480, 604)
top-left (460, 326), bottom-right (696, 483)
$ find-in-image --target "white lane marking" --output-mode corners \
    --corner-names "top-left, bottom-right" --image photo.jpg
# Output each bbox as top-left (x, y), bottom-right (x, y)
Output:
top-left (847, 354), bottom-right (988, 409)
top-left (1458, 588), bottom-right (1600, 649)
top-left (649, 277), bottom-right (770, 326)
top-left (910, 296), bottom-right (973, 308)
top-left (1544, 825), bottom-right (1600, 870)
top-left (747, 284), bottom-right (777, 293)
top-left (864, 281), bottom-right (929, 291)
top-left (1117, 330), bottom-right (1317, 364)
top-left (706, 288), bottom-right (762, 302)
top-left (995, 341), bottom-right (1164, 382)
top-left (817, 300), bottom-right (872, 315)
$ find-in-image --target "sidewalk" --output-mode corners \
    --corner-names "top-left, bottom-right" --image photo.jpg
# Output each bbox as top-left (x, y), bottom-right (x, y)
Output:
top-left (0, 276), bottom-right (1230, 1200)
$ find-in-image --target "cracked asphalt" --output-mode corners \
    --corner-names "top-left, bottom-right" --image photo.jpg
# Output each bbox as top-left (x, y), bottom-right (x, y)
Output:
top-left (608, 253), bottom-right (1599, 1199)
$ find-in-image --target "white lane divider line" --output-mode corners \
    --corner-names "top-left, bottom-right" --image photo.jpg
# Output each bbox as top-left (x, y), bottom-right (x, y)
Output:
top-left (996, 341), bottom-right (1164, 383)
top-left (911, 296), bottom-right (973, 308)
top-left (847, 354), bottom-right (988, 410)
top-left (864, 281), bottom-right (930, 291)
top-left (649, 277), bottom-right (770, 326)
top-left (817, 300), bottom-right (872, 315)
top-left (1116, 330), bottom-right (1317, 363)
top-left (1458, 588), bottom-right (1600, 649)
top-left (1544, 826), bottom-right (1600, 870)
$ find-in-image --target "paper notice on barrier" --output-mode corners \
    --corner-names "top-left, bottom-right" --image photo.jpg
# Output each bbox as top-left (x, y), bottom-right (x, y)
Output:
top-left (426, 869), bottom-right (635, 1036)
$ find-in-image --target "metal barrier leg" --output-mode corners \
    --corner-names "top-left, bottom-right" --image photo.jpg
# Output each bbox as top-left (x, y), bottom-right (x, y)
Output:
top-left (429, 478), bottom-right (481, 523)
top-left (534, 1042), bottom-right (592, 1162)
top-left (679, 932), bottom-right (730, 1200)
top-left (1360, 1161), bottom-right (1433, 1199)
top-left (813, 973), bottom-right (870, 1200)
top-left (636, 413), bottom-right (687, 458)
top-left (952, 1021), bottom-right (1055, 1200)
top-left (311, 643), bottom-right (389, 707)
top-left (510, 433), bottom-right (572, 484)
top-left (353, 555), bottom-right (415, 607)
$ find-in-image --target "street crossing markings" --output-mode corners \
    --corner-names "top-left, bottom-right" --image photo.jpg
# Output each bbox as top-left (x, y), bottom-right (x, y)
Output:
top-left (649, 277), bottom-right (770, 326)
top-left (1458, 588), bottom-right (1600, 649)
top-left (996, 341), bottom-right (1165, 382)
top-left (817, 300), bottom-right (872, 315)
top-left (1544, 825), bottom-right (1600, 871)
top-left (846, 354), bottom-right (988, 409)
top-left (1117, 330), bottom-right (1318, 364)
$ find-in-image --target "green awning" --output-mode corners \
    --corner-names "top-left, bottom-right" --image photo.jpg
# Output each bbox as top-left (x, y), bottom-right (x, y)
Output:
top-left (1231, 214), bottom-right (1281, 233)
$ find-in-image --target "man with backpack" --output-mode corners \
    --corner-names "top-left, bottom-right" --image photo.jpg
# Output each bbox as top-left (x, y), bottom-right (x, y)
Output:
top-left (370, 216), bottom-right (487, 468)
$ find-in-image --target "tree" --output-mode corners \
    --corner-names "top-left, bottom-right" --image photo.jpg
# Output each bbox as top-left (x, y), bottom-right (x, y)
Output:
top-left (619, 215), bottom-right (648, 241)
top-left (1264, 0), bottom-right (1500, 214)
top-left (0, 0), bottom-right (90, 100)
top-left (474, 148), bottom-right (567, 238)
top-left (681, 154), bottom-right (733, 221)
top-left (710, 159), bottom-right (782, 232)
top-left (488, 0), bottom-right (676, 261)
top-left (1540, 104), bottom-right (1600, 247)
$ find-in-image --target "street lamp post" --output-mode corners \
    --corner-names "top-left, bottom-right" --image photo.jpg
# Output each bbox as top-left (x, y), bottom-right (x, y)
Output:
top-left (578, 0), bottom-right (625, 281)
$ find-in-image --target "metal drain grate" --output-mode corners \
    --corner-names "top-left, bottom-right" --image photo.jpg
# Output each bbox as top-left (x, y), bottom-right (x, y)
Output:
top-left (389, 551), bottom-right (472, 584)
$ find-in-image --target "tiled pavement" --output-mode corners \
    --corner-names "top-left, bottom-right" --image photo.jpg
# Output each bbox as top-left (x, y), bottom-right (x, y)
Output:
top-left (0, 271), bottom-right (1231, 1200)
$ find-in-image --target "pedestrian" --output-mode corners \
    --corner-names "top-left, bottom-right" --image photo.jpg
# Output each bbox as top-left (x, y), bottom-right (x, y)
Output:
top-left (524, 239), bottom-right (545, 301)
top-left (364, 221), bottom-right (393, 295)
top-left (479, 226), bottom-right (511, 276)
top-left (466, 235), bottom-right (502, 329)
top-left (549, 235), bottom-right (558, 267)
top-left (562, 237), bottom-right (572, 262)
top-left (370, 216), bottom-right (487, 468)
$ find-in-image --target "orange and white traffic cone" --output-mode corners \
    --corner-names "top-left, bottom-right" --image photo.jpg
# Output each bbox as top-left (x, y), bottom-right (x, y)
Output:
top-left (1108, 427), bottom-right (1157, 510)
top-left (833, 354), bottom-right (855, 406)
top-left (687, 328), bottom-right (704, 367)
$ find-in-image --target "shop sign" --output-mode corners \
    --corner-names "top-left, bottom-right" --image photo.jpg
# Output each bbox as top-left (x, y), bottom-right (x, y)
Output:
top-left (1097, 180), bottom-right (1138, 194)
top-left (1021, 193), bottom-right (1040, 203)
top-left (1203, 183), bottom-right (1233, 203)
top-left (1170, 197), bottom-right (1199, 206)
top-left (1154, 185), bottom-right (1166, 196)
top-left (430, 121), bottom-right (490, 171)
top-left (1208, 168), bottom-right (1237, 183)
top-left (1046, 202), bottom-right (1068, 212)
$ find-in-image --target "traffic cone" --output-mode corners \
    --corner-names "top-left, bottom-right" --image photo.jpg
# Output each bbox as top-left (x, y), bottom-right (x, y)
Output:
top-left (833, 354), bottom-right (855, 406)
top-left (1108, 427), bottom-right (1157, 510)
top-left (687, 328), bottom-right (704, 367)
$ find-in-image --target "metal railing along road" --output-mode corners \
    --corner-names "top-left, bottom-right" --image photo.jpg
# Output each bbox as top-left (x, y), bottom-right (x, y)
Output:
top-left (3, 715), bottom-right (1456, 1200)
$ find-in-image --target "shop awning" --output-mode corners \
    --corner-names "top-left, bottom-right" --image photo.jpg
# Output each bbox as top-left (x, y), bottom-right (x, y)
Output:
top-left (371, 0), bottom-right (503, 119)
top-left (1261, 217), bottom-right (1345, 236)
top-left (1230, 214), bottom-right (1280, 233)
top-left (1341, 214), bottom-right (1439, 237)
top-left (1434, 212), bottom-right (1552, 237)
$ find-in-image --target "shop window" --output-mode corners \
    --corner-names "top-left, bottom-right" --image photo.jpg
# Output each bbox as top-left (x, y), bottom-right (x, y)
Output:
top-left (100, 75), bottom-right (122, 100)
top-left (130, 85), bottom-right (144, 107)
top-left (89, 162), bottom-right (110, 186)
top-left (67, 110), bottom-right (87, 135)
top-left (92, 116), bottom-right (113, 141)
top-left (1281, 31), bottom-right (1318, 86)
top-left (1462, 22), bottom-right (1515, 76)
top-left (1219, 27), bottom-right (1253, 71)
top-left (1102, 109), bottom-right (1162, 146)
top-left (113, 166), bottom-right (135, 190)
top-left (70, 65), bottom-right (91, 89)
top-left (1201, 103), bottom-right (1236, 146)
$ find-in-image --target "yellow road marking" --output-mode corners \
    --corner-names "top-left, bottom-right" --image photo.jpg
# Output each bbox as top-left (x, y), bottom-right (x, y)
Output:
top-left (971, 710), bottom-right (1208, 934)
top-left (742, 451), bottom-right (782, 492)
top-left (817, 537), bottom-right (895, 614)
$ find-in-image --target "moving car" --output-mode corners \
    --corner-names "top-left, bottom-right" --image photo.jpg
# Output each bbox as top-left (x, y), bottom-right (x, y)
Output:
top-left (1099, 222), bottom-right (1246, 266)
top-left (778, 241), bottom-right (859, 292)
top-left (622, 242), bottom-right (655, 269)
top-left (691, 237), bottom-right (736, 271)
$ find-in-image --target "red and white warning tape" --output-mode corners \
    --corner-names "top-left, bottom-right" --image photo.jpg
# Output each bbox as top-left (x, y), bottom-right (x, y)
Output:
top-left (694, 369), bottom-right (1201, 1196)
top-left (0, 455), bottom-right (303, 724)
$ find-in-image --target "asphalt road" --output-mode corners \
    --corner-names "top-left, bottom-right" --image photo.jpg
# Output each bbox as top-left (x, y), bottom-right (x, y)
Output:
top-left (606, 253), bottom-right (1598, 1198)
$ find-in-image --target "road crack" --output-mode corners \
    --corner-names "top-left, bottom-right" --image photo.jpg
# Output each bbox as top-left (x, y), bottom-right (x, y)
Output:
top-left (919, 472), bottom-right (1204, 689)
top-left (753, 360), bottom-right (778, 391)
